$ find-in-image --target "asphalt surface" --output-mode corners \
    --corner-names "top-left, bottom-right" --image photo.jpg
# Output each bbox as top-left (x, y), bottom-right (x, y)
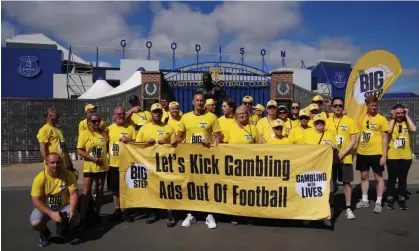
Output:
top-left (2, 187), bottom-right (419, 251)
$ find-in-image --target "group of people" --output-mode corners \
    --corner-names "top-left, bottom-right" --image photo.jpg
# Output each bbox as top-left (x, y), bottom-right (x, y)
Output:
top-left (31, 91), bottom-right (415, 247)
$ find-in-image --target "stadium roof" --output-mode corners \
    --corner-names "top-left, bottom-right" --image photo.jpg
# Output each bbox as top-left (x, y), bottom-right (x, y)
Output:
top-left (5, 33), bottom-right (88, 65)
top-left (383, 92), bottom-right (419, 99)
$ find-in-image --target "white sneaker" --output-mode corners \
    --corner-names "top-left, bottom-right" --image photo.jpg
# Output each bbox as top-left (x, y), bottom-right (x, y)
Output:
top-left (181, 213), bottom-right (196, 227)
top-left (356, 200), bottom-right (370, 208)
top-left (373, 203), bottom-right (382, 213)
top-left (345, 208), bottom-right (355, 219)
top-left (205, 214), bottom-right (217, 229)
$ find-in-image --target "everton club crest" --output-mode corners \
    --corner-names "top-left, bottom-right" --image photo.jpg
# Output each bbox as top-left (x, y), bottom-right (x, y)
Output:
top-left (17, 56), bottom-right (41, 78)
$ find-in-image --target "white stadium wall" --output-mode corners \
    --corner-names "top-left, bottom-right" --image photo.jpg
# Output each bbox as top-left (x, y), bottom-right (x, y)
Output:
top-left (53, 74), bottom-right (94, 98)
top-left (292, 69), bottom-right (312, 91)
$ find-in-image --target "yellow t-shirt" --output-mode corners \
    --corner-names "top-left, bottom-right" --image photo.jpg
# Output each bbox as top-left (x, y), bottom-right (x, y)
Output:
top-left (249, 114), bottom-right (260, 126)
top-left (288, 126), bottom-right (312, 144)
top-left (267, 136), bottom-right (291, 145)
top-left (167, 116), bottom-right (182, 135)
top-left (290, 119), bottom-right (300, 129)
top-left (178, 112), bottom-right (221, 144)
top-left (78, 118), bottom-right (107, 135)
top-left (302, 128), bottom-right (336, 146)
top-left (77, 130), bottom-right (109, 173)
top-left (31, 169), bottom-right (78, 210)
top-left (108, 123), bottom-right (137, 167)
top-left (224, 122), bottom-right (259, 144)
top-left (135, 122), bottom-right (175, 143)
top-left (130, 111), bottom-right (151, 132)
top-left (162, 109), bottom-right (184, 123)
top-left (388, 121), bottom-right (412, 160)
top-left (218, 115), bottom-right (235, 139)
top-left (281, 119), bottom-right (293, 136)
top-left (326, 115), bottom-right (359, 164)
top-left (256, 117), bottom-right (280, 141)
top-left (37, 124), bottom-right (70, 170)
top-left (357, 114), bottom-right (389, 155)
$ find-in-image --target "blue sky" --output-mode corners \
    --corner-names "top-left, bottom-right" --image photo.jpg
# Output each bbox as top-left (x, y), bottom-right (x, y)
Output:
top-left (2, 1), bottom-right (418, 93)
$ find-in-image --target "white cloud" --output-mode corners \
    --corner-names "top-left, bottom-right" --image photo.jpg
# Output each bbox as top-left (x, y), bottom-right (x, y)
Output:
top-left (91, 61), bottom-right (113, 67)
top-left (402, 68), bottom-right (419, 77)
top-left (2, 1), bottom-right (139, 47)
top-left (1, 21), bottom-right (15, 45)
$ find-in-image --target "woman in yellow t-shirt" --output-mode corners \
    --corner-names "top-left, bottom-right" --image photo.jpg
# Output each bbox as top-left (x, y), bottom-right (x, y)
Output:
top-left (77, 112), bottom-right (109, 228)
top-left (386, 104), bottom-right (417, 210)
top-left (267, 120), bottom-right (291, 144)
top-left (218, 99), bottom-right (236, 142)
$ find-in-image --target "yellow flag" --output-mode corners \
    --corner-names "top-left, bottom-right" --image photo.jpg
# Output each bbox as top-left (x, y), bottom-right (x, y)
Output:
top-left (344, 50), bottom-right (402, 126)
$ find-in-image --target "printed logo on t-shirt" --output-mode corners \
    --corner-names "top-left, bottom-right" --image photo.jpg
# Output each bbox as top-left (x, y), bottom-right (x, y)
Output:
top-left (339, 125), bottom-right (348, 131)
top-left (369, 123), bottom-right (377, 129)
top-left (157, 130), bottom-right (165, 135)
top-left (199, 122), bottom-right (207, 129)
top-left (244, 134), bottom-right (252, 140)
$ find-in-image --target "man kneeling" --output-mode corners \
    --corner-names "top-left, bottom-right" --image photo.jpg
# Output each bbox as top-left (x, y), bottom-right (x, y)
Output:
top-left (30, 153), bottom-right (80, 247)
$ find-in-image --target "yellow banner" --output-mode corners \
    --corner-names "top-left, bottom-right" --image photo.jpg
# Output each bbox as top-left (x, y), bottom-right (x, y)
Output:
top-left (344, 50), bottom-right (402, 125)
top-left (119, 143), bottom-right (333, 220)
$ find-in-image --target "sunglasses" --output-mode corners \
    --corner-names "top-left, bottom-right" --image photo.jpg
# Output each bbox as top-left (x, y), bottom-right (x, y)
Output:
top-left (292, 106), bottom-right (300, 109)
top-left (244, 102), bottom-right (252, 105)
top-left (299, 116), bottom-right (310, 120)
top-left (273, 126), bottom-right (283, 130)
top-left (278, 111), bottom-right (287, 115)
top-left (313, 101), bottom-right (323, 105)
top-left (314, 121), bottom-right (325, 125)
top-left (333, 104), bottom-right (344, 108)
top-left (366, 120), bottom-right (369, 129)
top-left (398, 124), bottom-right (402, 133)
top-left (90, 119), bottom-right (101, 124)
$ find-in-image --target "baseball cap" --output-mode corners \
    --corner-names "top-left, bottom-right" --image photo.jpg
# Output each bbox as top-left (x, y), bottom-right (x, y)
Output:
top-left (299, 109), bottom-right (310, 117)
top-left (85, 104), bottom-right (96, 112)
top-left (169, 101), bottom-right (180, 109)
top-left (253, 104), bottom-right (265, 112)
top-left (312, 95), bottom-right (324, 102)
top-left (278, 105), bottom-right (288, 111)
top-left (271, 119), bottom-right (285, 128)
top-left (151, 103), bottom-right (163, 112)
top-left (129, 95), bottom-right (140, 104)
top-left (266, 100), bottom-right (278, 108)
top-left (308, 103), bottom-right (320, 111)
top-left (205, 99), bottom-right (216, 107)
top-left (243, 96), bottom-right (253, 103)
top-left (312, 114), bottom-right (326, 123)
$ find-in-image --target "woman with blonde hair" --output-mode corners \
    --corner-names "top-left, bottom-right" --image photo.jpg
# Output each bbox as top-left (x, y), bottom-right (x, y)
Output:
top-left (77, 112), bottom-right (109, 229)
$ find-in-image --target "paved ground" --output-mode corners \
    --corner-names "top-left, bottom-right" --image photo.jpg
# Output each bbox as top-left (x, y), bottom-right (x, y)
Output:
top-left (2, 188), bottom-right (419, 251)
top-left (2, 159), bottom-right (419, 250)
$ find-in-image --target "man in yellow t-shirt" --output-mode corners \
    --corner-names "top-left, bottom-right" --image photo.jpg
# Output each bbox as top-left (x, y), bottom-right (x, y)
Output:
top-left (223, 105), bottom-right (259, 144)
top-left (243, 95), bottom-right (260, 125)
top-left (37, 107), bottom-right (74, 172)
top-left (160, 94), bottom-right (184, 122)
top-left (78, 104), bottom-right (107, 134)
top-left (267, 120), bottom-right (291, 144)
top-left (288, 109), bottom-right (311, 144)
top-left (30, 153), bottom-right (79, 247)
top-left (312, 95), bottom-right (331, 119)
top-left (278, 105), bottom-right (293, 136)
top-left (289, 100), bottom-right (301, 128)
top-left (252, 104), bottom-right (265, 120)
top-left (256, 100), bottom-right (280, 143)
top-left (355, 96), bottom-right (389, 213)
top-left (171, 91), bottom-right (220, 229)
top-left (205, 98), bottom-right (216, 114)
top-left (386, 104), bottom-right (416, 210)
top-left (326, 98), bottom-right (358, 220)
top-left (166, 101), bottom-right (183, 136)
top-left (125, 95), bottom-right (152, 132)
top-left (107, 107), bottom-right (136, 223)
top-left (136, 103), bottom-right (176, 227)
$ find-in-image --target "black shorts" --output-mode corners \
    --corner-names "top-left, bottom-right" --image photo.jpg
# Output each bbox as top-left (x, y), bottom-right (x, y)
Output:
top-left (83, 171), bottom-right (107, 178)
top-left (107, 166), bottom-right (120, 193)
top-left (332, 164), bottom-right (354, 183)
top-left (356, 154), bottom-right (384, 173)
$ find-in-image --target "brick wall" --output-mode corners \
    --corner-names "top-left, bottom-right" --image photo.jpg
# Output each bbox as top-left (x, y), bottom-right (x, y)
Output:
top-left (270, 71), bottom-right (294, 101)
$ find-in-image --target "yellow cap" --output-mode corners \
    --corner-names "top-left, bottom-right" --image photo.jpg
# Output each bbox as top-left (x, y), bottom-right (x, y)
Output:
top-left (205, 99), bottom-right (216, 107)
top-left (169, 101), bottom-right (180, 109)
top-left (312, 114), bottom-right (326, 123)
top-left (271, 119), bottom-right (285, 128)
top-left (253, 104), bottom-right (265, 112)
top-left (299, 109), bottom-right (310, 117)
top-left (312, 95), bottom-right (323, 102)
top-left (308, 103), bottom-right (320, 111)
top-left (85, 104), bottom-right (96, 112)
top-left (243, 96), bottom-right (253, 103)
top-left (151, 103), bottom-right (163, 112)
top-left (266, 100), bottom-right (278, 108)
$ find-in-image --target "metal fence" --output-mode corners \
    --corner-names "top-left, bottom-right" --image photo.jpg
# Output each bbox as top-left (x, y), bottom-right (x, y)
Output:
top-left (2, 87), bottom-right (418, 165)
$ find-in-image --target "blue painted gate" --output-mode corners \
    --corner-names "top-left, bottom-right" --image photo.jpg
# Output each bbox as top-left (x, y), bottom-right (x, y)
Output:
top-left (163, 62), bottom-right (271, 112)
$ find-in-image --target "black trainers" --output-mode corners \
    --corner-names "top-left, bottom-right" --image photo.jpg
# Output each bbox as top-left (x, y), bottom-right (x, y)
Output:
top-left (146, 212), bottom-right (158, 224)
top-left (39, 227), bottom-right (52, 247)
top-left (166, 213), bottom-right (175, 228)
top-left (123, 210), bottom-right (134, 223)
top-left (386, 198), bottom-right (395, 210)
top-left (92, 212), bottom-right (101, 225)
top-left (398, 197), bottom-right (408, 210)
top-left (108, 209), bottom-right (122, 222)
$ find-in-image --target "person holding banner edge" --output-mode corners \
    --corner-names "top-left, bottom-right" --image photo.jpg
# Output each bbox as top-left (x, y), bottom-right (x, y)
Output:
top-left (355, 96), bottom-right (388, 213)
top-left (171, 91), bottom-right (221, 229)
top-left (136, 103), bottom-right (177, 227)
